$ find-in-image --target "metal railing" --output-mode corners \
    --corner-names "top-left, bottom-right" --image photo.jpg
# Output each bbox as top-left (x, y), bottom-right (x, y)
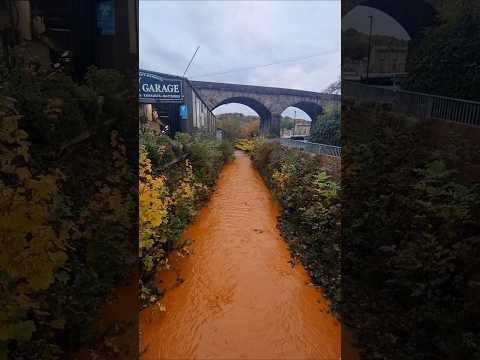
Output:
top-left (344, 81), bottom-right (480, 126)
top-left (268, 138), bottom-right (341, 157)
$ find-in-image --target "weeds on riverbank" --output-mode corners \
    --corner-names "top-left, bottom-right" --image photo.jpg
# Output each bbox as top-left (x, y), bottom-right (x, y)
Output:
top-left (235, 138), bottom-right (265, 153)
top-left (251, 142), bottom-right (341, 309)
top-left (342, 104), bottom-right (480, 360)
top-left (139, 132), bottom-right (233, 307)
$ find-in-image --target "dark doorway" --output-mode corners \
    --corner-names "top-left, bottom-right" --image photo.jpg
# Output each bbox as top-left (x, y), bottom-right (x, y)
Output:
top-left (154, 103), bottom-right (181, 138)
top-left (30, 0), bottom-right (95, 79)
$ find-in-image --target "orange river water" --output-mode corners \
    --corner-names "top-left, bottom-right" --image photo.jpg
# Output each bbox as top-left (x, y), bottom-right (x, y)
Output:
top-left (139, 150), bottom-right (342, 360)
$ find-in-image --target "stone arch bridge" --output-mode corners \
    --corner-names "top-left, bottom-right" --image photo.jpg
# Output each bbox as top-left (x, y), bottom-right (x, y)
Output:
top-left (190, 80), bottom-right (340, 137)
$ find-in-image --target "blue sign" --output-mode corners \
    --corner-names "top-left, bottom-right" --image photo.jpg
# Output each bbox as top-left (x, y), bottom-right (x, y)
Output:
top-left (139, 70), bottom-right (184, 103)
top-left (179, 104), bottom-right (188, 119)
top-left (97, 0), bottom-right (116, 35)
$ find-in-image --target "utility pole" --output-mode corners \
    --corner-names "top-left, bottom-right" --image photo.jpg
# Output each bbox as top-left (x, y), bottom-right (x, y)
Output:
top-left (293, 110), bottom-right (297, 137)
top-left (366, 15), bottom-right (373, 83)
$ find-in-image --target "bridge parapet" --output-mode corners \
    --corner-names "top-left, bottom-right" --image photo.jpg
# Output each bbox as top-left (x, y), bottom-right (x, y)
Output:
top-left (190, 80), bottom-right (340, 137)
top-left (191, 80), bottom-right (338, 101)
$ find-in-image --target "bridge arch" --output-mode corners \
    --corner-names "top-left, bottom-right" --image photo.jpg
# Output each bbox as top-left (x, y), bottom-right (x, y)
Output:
top-left (343, 0), bottom-right (437, 42)
top-left (213, 96), bottom-right (271, 120)
top-left (212, 96), bottom-right (274, 136)
top-left (282, 101), bottom-right (324, 124)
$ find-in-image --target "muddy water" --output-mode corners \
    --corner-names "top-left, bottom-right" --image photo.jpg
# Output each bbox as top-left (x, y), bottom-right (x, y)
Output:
top-left (140, 151), bottom-right (340, 360)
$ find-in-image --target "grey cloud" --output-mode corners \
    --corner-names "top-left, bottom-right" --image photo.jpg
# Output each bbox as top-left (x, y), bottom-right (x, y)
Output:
top-left (140, 0), bottom-right (340, 119)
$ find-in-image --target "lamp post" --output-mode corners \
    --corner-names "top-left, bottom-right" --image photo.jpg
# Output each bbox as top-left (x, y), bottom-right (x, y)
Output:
top-left (366, 15), bottom-right (373, 83)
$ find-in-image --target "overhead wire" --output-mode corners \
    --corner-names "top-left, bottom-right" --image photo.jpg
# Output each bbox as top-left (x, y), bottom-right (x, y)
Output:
top-left (190, 49), bottom-right (340, 80)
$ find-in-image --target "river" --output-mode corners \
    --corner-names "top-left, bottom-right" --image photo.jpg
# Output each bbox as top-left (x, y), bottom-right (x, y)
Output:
top-left (139, 150), bottom-right (340, 359)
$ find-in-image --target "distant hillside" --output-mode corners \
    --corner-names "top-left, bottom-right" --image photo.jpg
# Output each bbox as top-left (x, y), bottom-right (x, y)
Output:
top-left (216, 113), bottom-right (260, 139)
top-left (216, 113), bottom-right (260, 123)
top-left (215, 113), bottom-right (309, 139)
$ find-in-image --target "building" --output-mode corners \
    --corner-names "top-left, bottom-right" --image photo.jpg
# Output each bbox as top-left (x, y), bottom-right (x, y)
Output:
top-left (139, 70), bottom-right (216, 138)
top-left (0, 0), bottom-right (138, 78)
top-left (369, 43), bottom-right (408, 74)
top-left (342, 29), bottom-right (409, 86)
top-left (294, 119), bottom-right (311, 137)
top-left (343, 58), bottom-right (368, 81)
top-left (280, 119), bottom-right (311, 138)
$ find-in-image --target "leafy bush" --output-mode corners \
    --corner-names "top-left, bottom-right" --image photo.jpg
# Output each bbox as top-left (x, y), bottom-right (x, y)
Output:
top-left (342, 104), bottom-right (480, 359)
top-left (0, 55), bottom-right (137, 359)
top-left (59, 131), bottom-right (136, 349)
top-left (406, 1), bottom-right (480, 100)
top-left (251, 142), bottom-right (341, 307)
top-left (218, 139), bottom-right (235, 163)
top-left (0, 57), bottom-right (130, 155)
top-left (0, 119), bottom-right (136, 359)
top-left (0, 115), bottom-right (70, 359)
top-left (310, 109), bottom-right (341, 146)
top-left (139, 130), bottom-right (182, 169)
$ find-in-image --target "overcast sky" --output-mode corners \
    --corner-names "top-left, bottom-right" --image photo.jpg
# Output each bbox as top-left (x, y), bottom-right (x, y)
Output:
top-left (342, 6), bottom-right (410, 40)
top-left (140, 0), bottom-right (340, 120)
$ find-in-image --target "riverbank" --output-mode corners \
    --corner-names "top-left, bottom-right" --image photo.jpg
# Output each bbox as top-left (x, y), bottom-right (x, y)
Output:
top-left (140, 150), bottom-right (340, 359)
top-left (139, 132), bottom-right (233, 307)
top-left (251, 142), bottom-right (341, 309)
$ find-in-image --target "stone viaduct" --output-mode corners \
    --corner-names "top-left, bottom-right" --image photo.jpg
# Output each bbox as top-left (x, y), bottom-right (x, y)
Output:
top-left (190, 80), bottom-right (340, 137)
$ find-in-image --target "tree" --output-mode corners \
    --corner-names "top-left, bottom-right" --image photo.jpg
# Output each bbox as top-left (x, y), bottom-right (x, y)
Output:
top-left (216, 113), bottom-right (260, 139)
top-left (308, 78), bottom-right (341, 145)
top-left (406, 0), bottom-right (480, 100)
top-left (310, 106), bottom-right (340, 146)
top-left (280, 116), bottom-right (295, 130)
top-left (243, 118), bottom-right (260, 138)
top-left (324, 78), bottom-right (341, 95)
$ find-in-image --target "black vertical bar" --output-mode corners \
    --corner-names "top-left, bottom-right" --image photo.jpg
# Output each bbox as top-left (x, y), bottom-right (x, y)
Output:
top-left (70, 0), bottom-right (96, 79)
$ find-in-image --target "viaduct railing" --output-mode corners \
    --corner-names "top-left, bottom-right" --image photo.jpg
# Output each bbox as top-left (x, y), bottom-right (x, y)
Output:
top-left (344, 81), bottom-right (480, 126)
top-left (268, 138), bottom-right (341, 157)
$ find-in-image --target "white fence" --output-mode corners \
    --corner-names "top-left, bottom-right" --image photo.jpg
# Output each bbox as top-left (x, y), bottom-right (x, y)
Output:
top-left (344, 82), bottom-right (480, 126)
top-left (268, 138), bottom-right (341, 157)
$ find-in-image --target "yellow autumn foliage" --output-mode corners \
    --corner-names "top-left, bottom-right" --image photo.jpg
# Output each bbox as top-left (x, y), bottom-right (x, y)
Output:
top-left (272, 161), bottom-right (297, 192)
top-left (139, 146), bottom-right (171, 266)
top-left (272, 169), bottom-right (290, 191)
top-left (172, 160), bottom-right (197, 218)
top-left (235, 138), bottom-right (265, 153)
top-left (0, 116), bottom-right (71, 347)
